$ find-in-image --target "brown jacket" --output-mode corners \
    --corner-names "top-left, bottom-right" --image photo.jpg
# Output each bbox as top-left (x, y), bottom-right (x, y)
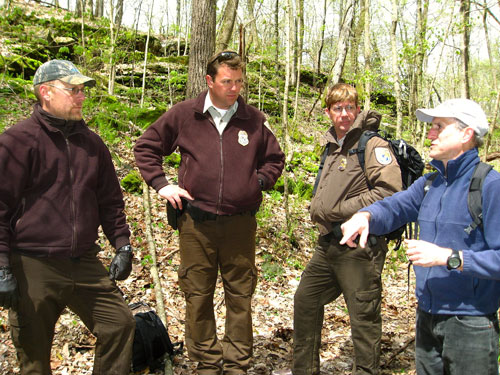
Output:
top-left (134, 90), bottom-right (284, 215)
top-left (0, 104), bottom-right (130, 265)
top-left (310, 110), bottom-right (402, 235)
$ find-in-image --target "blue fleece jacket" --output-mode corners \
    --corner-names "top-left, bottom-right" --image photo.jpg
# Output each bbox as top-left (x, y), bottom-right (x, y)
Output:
top-left (365, 149), bottom-right (500, 315)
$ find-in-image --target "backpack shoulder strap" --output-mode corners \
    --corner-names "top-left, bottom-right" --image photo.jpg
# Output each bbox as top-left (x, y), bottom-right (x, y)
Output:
top-left (312, 143), bottom-right (330, 196)
top-left (465, 162), bottom-right (492, 235)
top-left (348, 130), bottom-right (380, 172)
top-left (423, 172), bottom-right (439, 194)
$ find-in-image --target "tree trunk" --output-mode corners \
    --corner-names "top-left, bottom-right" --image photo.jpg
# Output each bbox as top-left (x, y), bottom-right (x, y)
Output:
top-left (79, 0), bottom-right (86, 67)
top-left (176, 0), bottom-right (182, 55)
top-left (216, 0), bottom-right (239, 51)
top-left (330, 0), bottom-right (356, 84)
top-left (459, 0), bottom-right (471, 98)
top-left (282, 0), bottom-right (292, 232)
top-left (246, 0), bottom-right (260, 51)
top-left (140, 2), bottom-right (154, 107)
top-left (363, 0), bottom-right (371, 109)
top-left (87, 0), bottom-right (93, 19)
top-left (316, 0), bottom-right (327, 76)
top-left (115, 0), bottom-right (124, 28)
top-left (390, 0), bottom-right (403, 138)
top-left (186, 0), bottom-right (216, 99)
top-left (107, 0), bottom-right (116, 95)
top-left (141, 182), bottom-right (174, 375)
top-left (75, 0), bottom-right (84, 17)
top-left (274, 0), bottom-right (279, 67)
top-left (482, 0), bottom-right (499, 160)
top-left (94, 0), bottom-right (103, 17)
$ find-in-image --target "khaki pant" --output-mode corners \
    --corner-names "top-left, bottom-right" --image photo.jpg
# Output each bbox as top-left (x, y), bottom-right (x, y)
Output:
top-left (293, 235), bottom-right (387, 375)
top-left (9, 250), bottom-right (135, 375)
top-left (178, 212), bottom-right (257, 375)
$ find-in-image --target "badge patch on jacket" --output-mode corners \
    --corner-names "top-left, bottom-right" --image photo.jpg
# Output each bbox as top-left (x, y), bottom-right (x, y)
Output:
top-left (238, 130), bottom-right (249, 146)
top-left (375, 147), bottom-right (392, 165)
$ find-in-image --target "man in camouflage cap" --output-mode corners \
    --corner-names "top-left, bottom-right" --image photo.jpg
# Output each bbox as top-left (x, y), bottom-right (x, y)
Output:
top-left (0, 60), bottom-right (135, 374)
top-left (33, 59), bottom-right (97, 87)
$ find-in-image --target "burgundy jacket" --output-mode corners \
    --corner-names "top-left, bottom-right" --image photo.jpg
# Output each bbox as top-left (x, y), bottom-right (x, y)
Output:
top-left (0, 104), bottom-right (130, 266)
top-left (134, 90), bottom-right (284, 215)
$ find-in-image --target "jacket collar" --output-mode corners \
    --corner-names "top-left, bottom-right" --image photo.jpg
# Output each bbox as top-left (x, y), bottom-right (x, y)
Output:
top-left (430, 148), bottom-right (479, 182)
top-left (193, 90), bottom-right (251, 121)
top-left (33, 103), bottom-right (87, 137)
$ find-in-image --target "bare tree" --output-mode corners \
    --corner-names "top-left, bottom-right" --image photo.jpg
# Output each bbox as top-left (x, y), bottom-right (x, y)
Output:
top-left (282, 0), bottom-right (293, 231)
top-left (482, 0), bottom-right (500, 159)
top-left (363, 0), bottom-right (371, 109)
top-left (75, 0), bottom-right (84, 17)
top-left (115, 0), bottom-right (124, 27)
top-left (459, 0), bottom-right (471, 98)
top-left (176, 0), bottom-right (182, 55)
top-left (216, 0), bottom-right (239, 51)
top-left (246, 0), bottom-right (260, 51)
top-left (274, 0), bottom-right (279, 67)
top-left (316, 0), bottom-right (328, 75)
top-left (330, 0), bottom-right (356, 84)
top-left (390, 0), bottom-right (403, 138)
top-left (140, 2), bottom-right (154, 107)
top-left (186, 0), bottom-right (216, 99)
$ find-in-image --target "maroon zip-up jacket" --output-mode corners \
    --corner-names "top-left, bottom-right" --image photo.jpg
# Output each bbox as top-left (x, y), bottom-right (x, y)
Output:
top-left (0, 104), bottom-right (130, 266)
top-left (134, 90), bottom-right (284, 215)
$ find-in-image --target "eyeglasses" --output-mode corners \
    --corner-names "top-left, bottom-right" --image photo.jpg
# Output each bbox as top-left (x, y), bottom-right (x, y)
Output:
top-left (45, 84), bottom-right (88, 96)
top-left (208, 51), bottom-right (239, 66)
top-left (331, 105), bottom-right (356, 114)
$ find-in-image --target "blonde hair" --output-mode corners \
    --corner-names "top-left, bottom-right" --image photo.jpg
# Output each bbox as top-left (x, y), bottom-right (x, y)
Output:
top-left (325, 83), bottom-right (359, 109)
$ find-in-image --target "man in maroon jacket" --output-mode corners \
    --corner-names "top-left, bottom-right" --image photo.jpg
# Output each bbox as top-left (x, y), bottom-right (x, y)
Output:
top-left (134, 51), bottom-right (284, 374)
top-left (0, 60), bottom-right (135, 374)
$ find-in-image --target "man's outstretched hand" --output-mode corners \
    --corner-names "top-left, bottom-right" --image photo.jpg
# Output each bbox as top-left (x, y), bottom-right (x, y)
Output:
top-left (340, 212), bottom-right (371, 248)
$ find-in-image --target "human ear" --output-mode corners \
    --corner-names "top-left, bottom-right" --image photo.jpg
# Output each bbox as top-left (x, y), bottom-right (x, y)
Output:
top-left (462, 127), bottom-right (475, 144)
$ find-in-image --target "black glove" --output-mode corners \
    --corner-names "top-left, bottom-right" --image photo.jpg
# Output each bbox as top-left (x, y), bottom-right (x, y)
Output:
top-left (109, 245), bottom-right (133, 281)
top-left (0, 266), bottom-right (18, 309)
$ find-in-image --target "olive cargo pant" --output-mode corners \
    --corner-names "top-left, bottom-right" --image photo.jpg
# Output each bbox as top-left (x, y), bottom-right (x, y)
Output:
top-left (178, 212), bottom-right (257, 375)
top-left (293, 235), bottom-right (387, 375)
top-left (9, 250), bottom-right (135, 375)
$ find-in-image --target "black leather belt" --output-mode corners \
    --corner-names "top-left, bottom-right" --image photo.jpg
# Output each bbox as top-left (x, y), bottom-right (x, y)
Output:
top-left (186, 203), bottom-right (256, 222)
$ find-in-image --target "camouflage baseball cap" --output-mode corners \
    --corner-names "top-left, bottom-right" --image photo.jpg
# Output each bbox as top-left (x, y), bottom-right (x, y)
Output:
top-left (33, 60), bottom-right (96, 87)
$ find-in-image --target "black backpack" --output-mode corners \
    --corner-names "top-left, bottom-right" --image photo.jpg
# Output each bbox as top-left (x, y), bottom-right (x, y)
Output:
top-left (130, 302), bottom-right (183, 373)
top-left (349, 130), bottom-right (425, 246)
top-left (424, 161), bottom-right (492, 235)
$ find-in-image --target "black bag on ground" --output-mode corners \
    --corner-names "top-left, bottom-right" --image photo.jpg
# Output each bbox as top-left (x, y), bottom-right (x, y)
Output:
top-left (130, 302), bottom-right (183, 372)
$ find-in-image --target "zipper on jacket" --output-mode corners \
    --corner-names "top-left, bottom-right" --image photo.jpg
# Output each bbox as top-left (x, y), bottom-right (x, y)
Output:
top-left (65, 138), bottom-right (78, 257)
top-left (216, 133), bottom-right (224, 214)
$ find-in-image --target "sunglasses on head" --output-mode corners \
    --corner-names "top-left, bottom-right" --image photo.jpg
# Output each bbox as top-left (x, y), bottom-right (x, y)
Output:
top-left (208, 51), bottom-right (239, 66)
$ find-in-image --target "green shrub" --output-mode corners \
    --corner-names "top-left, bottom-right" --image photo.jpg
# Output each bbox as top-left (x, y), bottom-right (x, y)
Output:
top-left (120, 170), bottom-right (143, 195)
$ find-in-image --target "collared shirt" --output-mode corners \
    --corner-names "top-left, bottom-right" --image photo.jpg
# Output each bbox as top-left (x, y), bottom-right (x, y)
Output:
top-left (203, 92), bottom-right (239, 135)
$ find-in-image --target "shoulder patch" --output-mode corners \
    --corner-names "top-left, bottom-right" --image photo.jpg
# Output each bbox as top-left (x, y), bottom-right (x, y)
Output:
top-left (374, 147), bottom-right (392, 165)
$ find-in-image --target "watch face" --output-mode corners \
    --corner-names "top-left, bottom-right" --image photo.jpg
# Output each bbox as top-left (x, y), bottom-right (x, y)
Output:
top-left (448, 255), bottom-right (461, 269)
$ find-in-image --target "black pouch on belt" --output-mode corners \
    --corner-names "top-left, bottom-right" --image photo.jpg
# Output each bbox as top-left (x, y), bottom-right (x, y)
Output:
top-left (166, 198), bottom-right (186, 230)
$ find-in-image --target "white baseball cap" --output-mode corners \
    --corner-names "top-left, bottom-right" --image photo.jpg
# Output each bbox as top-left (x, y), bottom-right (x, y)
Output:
top-left (416, 99), bottom-right (489, 137)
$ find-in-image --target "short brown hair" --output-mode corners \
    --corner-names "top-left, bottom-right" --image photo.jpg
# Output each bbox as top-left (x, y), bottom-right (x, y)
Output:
top-left (206, 51), bottom-right (244, 79)
top-left (325, 83), bottom-right (359, 109)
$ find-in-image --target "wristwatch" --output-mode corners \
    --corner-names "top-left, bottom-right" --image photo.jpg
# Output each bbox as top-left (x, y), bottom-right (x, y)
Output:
top-left (447, 249), bottom-right (462, 270)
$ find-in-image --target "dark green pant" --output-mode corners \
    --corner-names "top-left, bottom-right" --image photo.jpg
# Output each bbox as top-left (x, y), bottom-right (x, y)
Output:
top-left (9, 250), bottom-right (135, 375)
top-left (293, 235), bottom-right (387, 375)
top-left (178, 212), bottom-right (257, 375)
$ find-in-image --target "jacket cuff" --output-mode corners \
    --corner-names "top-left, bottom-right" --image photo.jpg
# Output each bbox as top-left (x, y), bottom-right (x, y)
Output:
top-left (151, 176), bottom-right (169, 193)
top-left (114, 236), bottom-right (130, 251)
top-left (257, 174), bottom-right (268, 190)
